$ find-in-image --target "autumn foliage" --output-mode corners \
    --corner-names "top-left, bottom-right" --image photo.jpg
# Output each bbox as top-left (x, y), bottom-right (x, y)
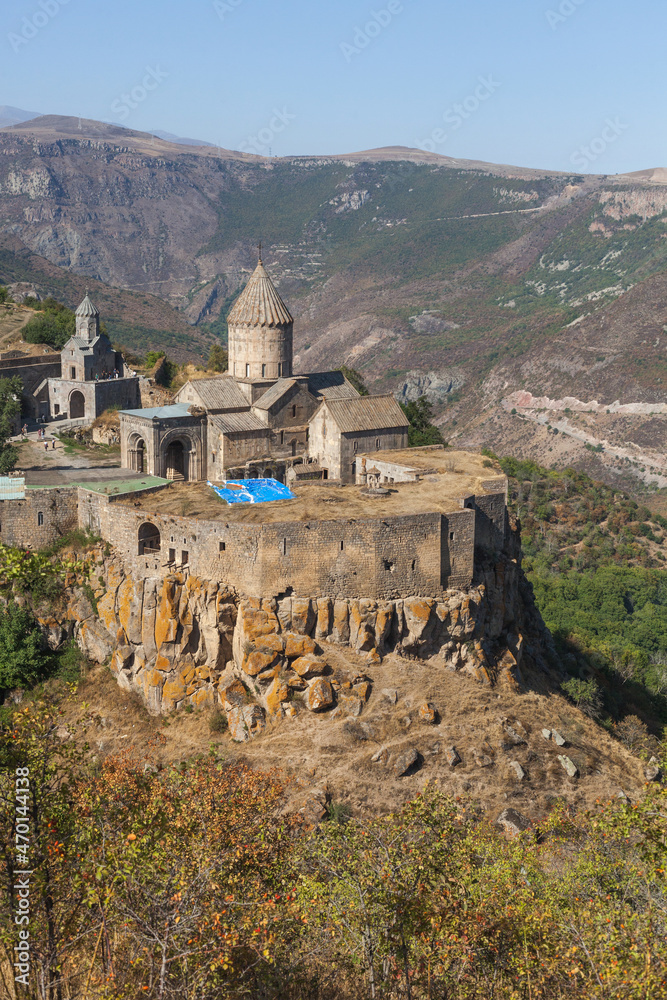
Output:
top-left (1, 705), bottom-right (666, 999)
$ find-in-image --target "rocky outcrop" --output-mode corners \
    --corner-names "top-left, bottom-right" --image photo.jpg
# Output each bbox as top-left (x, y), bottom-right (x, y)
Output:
top-left (57, 530), bottom-right (552, 729)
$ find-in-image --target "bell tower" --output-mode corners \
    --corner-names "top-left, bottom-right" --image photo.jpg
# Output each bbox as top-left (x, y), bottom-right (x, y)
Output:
top-left (75, 291), bottom-right (100, 342)
top-left (227, 249), bottom-right (293, 381)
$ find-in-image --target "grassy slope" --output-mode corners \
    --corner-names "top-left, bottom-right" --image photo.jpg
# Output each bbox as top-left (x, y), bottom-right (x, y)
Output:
top-left (495, 454), bottom-right (667, 736)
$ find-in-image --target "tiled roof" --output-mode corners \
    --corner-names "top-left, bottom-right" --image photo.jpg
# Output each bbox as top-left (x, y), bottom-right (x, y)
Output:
top-left (176, 376), bottom-right (249, 411)
top-left (323, 394), bottom-right (409, 433)
top-left (252, 378), bottom-right (297, 410)
top-left (75, 293), bottom-right (99, 318)
top-left (227, 261), bottom-right (293, 328)
top-left (307, 370), bottom-right (359, 400)
top-left (210, 411), bottom-right (268, 434)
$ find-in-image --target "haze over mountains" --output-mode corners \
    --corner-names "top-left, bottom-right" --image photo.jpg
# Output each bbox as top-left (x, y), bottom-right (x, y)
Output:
top-left (1, 111), bottom-right (667, 490)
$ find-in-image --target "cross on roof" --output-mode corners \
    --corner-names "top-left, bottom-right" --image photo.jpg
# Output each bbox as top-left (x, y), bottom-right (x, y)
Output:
top-left (258, 241), bottom-right (263, 263)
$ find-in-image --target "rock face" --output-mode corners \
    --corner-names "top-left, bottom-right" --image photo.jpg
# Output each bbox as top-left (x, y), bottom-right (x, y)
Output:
top-left (56, 524), bottom-right (552, 724)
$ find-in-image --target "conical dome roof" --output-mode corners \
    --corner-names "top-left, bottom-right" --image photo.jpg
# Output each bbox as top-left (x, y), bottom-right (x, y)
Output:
top-left (75, 292), bottom-right (100, 318)
top-left (227, 260), bottom-right (293, 328)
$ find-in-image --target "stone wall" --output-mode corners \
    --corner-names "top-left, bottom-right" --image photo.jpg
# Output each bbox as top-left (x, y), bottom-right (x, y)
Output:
top-left (48, 377), bottom-right (140, 422)
top-left (0, 354), bottom-right (61, 418)
top-left (0, 488), bottom-right (78, 547)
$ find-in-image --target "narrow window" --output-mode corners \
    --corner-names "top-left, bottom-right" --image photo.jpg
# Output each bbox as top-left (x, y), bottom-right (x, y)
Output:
top-left (375, 438), bottom-right (380, 451)
top-left (281, 538), bottom-right (287, 556)
top-left (262, 364), bottom-right (266, 377)
top-left (280, 430), bottom-right (284, 445)
top-left (411, 559), bottom-right (416, 571)
top-left (70, 366), bottom-right (76, 379)
top-left (450, 531), bottom-right (455, 541)
top-left (246, 363), bottom-right (250, 377)
top-left (219, 541), bottom-right (226, 552)
top-left (292, 404), bottom-right (297, 418)
top-left (37, 512), bottom-right (44, 526)
top-left (278, 363), bottom-right (282, 377)
top-left (340, 540), bottom-right (344, 551)
top-left (353, 440), bottom-right (358, 453)
top-left (181, 550), bottom-right (189, 565)
top-left (168, 548), bottom-right (176, 563)
top-left (54, 404), bottom-right (60, 414)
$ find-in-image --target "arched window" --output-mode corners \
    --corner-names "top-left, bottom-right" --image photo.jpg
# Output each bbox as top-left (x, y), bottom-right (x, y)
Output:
top-left (291, 404), bottom-right (297, 418)
top-left (375, 438), bottom-right (380, 451)
top-left (37, 512), bottom-right (44, 527)
top-left (138, 522), bottom-right (161, 555)
top-left (246, 364), bottom-right (250, 377)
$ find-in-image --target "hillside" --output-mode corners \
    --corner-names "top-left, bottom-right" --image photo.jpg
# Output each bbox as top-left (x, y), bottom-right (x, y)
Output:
top-left (0, 233), bottom-right (212, 361)
top-left (1, 116), bottom-right (667, 487)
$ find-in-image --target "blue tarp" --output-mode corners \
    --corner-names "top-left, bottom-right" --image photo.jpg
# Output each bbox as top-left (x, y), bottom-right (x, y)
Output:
top-left (208, 478), bottom-right (295, 505)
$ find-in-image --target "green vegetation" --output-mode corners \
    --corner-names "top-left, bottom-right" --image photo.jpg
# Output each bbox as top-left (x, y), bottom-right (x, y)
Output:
top-left (400, 395), bottom-right (445, 446)
top-left (22, 296), bottom-right (75, 349)
top-left (337, 364), bottom-right (368, 396)
top-left (0, 285), bottom-right (10, 304)
top-left (0, 602), bottom-right (55, 693)
top-left (496, 454), bottom-right (667, 729)
top-left (0, 375), bottom-right (21, 473)
top-left (1, 710), bottom-right (665, 999)
top-left (145, 349), bottom-right (165, 367)
top-left (208, 342), bottom-right (228, 372)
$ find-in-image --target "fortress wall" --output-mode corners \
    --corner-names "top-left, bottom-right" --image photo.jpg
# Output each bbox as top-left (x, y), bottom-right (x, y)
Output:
top-left (0, 488), bottom-right (79, 548)
top-left (257, 513), bottom-right (443, 600)
top-left (474, 491), bottom-right (508, 554)
top-left (442, 509), bottom-right (476, 589)
top-left (359, 457), bottom-right (419, 483)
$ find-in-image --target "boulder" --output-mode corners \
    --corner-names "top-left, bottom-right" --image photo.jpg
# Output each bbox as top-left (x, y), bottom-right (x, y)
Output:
top-left (291, 654), bottom-right (327, 678)
top-left (541, 729), bottom-right (551, 741)
top-left (227, 704), bottom-right (266, 742)
top-left (338, 695), bottom-right (363, 718)
top-left (307, 678), bottom-right (334, 712)
top-left (419, 703), bottom-right (437, 724)
top-left (497, 808), bottom-right (531, 836)
top-left (382, 688), bottom-right (399, 705)
top-left (557, 754), bottom-right (579, 778)
top-left (371, 747), bottom-right (389, 764)
top-left (645, 757), bottom-right (662, 782)
top-left (509, 761), bottom-right (525, 781)
top-left (219, 677), bottom-right (247, 712)
top-left (394, 748), bottom-right (420, 777)
top-left (552, 730), bottom-right (567, 747)
top-left (244, 648), bottom-right (281, 677)
top-left (446, 746), bottom-right (461, 767)
top-left (284, 634), bottom-right (318, 659)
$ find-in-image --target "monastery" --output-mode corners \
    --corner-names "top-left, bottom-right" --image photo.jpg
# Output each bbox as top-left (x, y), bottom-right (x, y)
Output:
top-left (118, 254), bottom-right (409, 484)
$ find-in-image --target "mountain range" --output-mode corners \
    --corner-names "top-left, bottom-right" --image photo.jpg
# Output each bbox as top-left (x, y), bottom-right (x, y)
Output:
top-left (1, 112), bottom-right (667, 491)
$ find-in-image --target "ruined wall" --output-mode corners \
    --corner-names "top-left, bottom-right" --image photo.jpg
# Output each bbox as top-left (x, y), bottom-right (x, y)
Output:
top-left (474, 491), bottom-right (508, 556)
top-left (0, 488), bottom-right (78, 547)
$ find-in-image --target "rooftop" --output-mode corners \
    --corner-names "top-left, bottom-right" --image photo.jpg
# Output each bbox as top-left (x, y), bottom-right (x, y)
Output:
top-left (323, 394), bottom-right (409, 433)
top-left (119, 403), bottom-right (193, 420)
top-left (116, 450), bottom-right (504, 524)
top-left (227, 260), bottom-right (293, 328)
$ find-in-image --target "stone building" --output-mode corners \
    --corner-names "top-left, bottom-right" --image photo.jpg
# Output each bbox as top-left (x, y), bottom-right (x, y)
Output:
top-left (47, 293), bottom-right (140, 422)
top-left (119, 254), bottom-right (408, 483)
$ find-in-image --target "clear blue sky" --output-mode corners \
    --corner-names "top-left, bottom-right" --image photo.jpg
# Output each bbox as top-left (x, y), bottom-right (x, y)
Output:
top-left (1, 0), bottom-right (664, 173)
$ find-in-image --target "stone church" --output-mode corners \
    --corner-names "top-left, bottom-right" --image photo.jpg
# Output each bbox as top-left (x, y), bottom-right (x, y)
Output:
top-left (47, 293), bottom-right (140, 421)
top-left (119, 255), bottom-right (409, 484)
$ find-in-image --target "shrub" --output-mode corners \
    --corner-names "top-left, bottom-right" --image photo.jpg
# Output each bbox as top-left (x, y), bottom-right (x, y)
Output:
top-left (0, 602), bottom-right (55, 693)
top-left (209, 709), bottom-right (228, 733)
top-left (561, 677), bottom-right (604, 718)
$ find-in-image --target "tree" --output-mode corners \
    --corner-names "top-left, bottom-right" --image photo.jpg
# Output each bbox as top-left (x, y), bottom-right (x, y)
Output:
top-left (22, 298), bottom-right (75, 350)
top-left (337, 365), bottom-right (369, 396)
top-left (0, 375), bottom-right (22, 474)
top-left (208, 343), bottom-right (228, 372)
top-left (0, 602), bottom-right (55, 693)
top-left (400, 396), bottom-right (444, 447)
top-left (0, 286), bottom-right (10, 304)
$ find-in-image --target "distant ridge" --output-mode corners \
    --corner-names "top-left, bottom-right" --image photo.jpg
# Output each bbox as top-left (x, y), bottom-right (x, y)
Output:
top-left (0, 104), bottom-right (41, 129)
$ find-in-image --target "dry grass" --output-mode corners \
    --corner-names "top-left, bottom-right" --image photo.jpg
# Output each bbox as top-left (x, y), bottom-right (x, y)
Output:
top-left (59, 648), bottom-right (645, 822)
top-left (117, 450), bottom-right (504, 524)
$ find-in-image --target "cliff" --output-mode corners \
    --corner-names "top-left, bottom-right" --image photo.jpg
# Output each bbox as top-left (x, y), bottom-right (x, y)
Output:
top-left (53, 514), bottom-right (556, 739)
